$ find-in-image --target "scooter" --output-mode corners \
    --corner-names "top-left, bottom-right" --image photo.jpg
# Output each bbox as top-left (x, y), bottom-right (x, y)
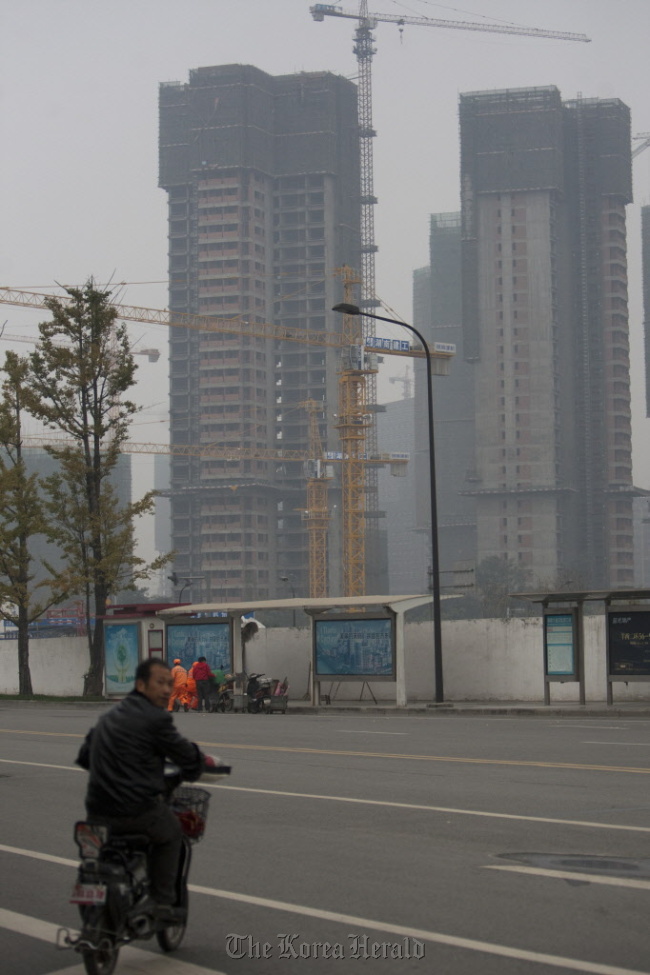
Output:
top-left (58, 760), bottom-right (230, 975)
top-left (245, 672), bottom-right (273, 712)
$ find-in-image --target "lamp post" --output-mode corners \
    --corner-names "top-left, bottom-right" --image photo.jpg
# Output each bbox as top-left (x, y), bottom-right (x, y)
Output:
top-left (280, 574), bottom-right (297, 628)
top-left (332, 302), bottom-right (444, 703)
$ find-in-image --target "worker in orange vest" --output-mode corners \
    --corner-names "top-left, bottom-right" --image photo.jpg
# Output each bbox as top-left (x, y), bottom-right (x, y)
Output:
top-left (167, 658), bottom-right (189, 712)
top-left (186, 661), bottom-right (199, 712)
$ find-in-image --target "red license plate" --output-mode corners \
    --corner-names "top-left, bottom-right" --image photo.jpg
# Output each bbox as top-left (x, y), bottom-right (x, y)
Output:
top-left (70, 883), bottom-right (107, 905)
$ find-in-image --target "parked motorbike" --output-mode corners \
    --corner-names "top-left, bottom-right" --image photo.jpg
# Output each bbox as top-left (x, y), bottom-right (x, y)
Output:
top-left (246, 672), bottom-right (273, 713)
top-left (215, 673), bottom-right (235, 712)
top-left (215, 672), bottom-right (288, 714)
top-left (58, 760), bottom-right (231, 975)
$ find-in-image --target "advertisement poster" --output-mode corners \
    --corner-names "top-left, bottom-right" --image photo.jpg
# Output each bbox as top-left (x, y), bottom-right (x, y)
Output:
top-left (544, 614), bottom-right (576, 676)
top-left (608, 612), bottom-right (650, 676)
top-left (104, 623), bottom-right (140, 696)
top-left (314, 618), bottom-right (394, 678)
top-left (166, 623), bottom-right (231, 673)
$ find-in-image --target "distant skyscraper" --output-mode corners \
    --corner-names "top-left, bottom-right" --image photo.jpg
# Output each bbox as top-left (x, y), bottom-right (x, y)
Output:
top-left (377, 396), bottom-right (430, 594)
top-left (413, 214), bottom-right (477, 586)
top-left (643, 206), bottom-right (650, 417)
top-left (459, 86), bottom-right (634, 588)
top-left (159, 65), bottom-right (361, 601)
top-left (17, 449), bottom-right (132, 588)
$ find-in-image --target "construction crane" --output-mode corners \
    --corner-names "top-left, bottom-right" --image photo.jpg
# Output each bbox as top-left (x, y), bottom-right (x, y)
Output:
top-left (0, 328), bottom-right (160, 362)
top-left (389, 367), bottom-right (412, 400)
top-left (335, 265), bottom-right (373, 596)
top-left (312, 0), bottom-right (589, 308)
top-left (312, 2), bottom-right (589, 587)
top-left (0, 288), bottom-right (428, 595)
top-left (298, 400), bottom-right (333, 598)
top-left (309, 0), bottom-right (590, 324)
top-left (633, 133), bottom-right (650, 159)
top-left (0, 287), bottom-right (451, 365)
top-left (20, 431), bottom-right (407, 597)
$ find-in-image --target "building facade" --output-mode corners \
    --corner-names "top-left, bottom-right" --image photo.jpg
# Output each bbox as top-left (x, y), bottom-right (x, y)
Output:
top-left (458, 87), bottom-right (634, 589)
top-left (159, 65), bottom-right (361, 601)
top-left (413, 214), bottom-right (477, 588)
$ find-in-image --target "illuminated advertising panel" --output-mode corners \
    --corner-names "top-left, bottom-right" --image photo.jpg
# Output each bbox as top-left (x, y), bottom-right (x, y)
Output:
top-left (314, 616), bottom-right (395, 681)
top-left (104, 622), bottom-right (140, 697)
top-left (165, 621), bottom-right (232, 673)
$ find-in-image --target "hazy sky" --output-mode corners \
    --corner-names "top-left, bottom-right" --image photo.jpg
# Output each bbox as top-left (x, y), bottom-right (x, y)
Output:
top-left (2, 0), bottom-right (649, 558)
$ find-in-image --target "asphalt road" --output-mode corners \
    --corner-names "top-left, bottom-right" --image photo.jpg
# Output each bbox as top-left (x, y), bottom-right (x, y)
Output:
top-left (1, 704), bottom-right (650, 974)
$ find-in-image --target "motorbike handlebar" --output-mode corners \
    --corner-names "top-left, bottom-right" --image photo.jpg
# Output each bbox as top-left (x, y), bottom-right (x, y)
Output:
top-left (203, 763), bottom-right (231, 776)
top-left (202, 754), bottom-right (231, 776)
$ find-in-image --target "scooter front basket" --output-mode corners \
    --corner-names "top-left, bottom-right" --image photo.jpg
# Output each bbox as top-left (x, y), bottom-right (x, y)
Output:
top-left (171, 786), bottom-right (211, 842)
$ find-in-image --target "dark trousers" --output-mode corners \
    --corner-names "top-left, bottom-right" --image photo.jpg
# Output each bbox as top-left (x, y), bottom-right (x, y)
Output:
top-left (196, 680), bottom-right (211, 712)
top-left (93, 802), bottom-right (182, 905)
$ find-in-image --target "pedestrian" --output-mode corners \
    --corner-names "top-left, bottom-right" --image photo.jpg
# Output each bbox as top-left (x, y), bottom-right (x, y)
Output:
top-left (192, 656), bottom-right (214, 713)
top-left (186, 661), bottom-right (199, 712)
top-left (167, 658), bottom-right (189, 713)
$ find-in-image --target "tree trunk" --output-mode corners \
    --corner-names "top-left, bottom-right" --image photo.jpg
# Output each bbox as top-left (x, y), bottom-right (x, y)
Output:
top-left (17, 606), bottom-right (33, 696)
top-left (83, 621), bottom-right (105, 696)
top-left (83, 586), bottom-right (107, 697)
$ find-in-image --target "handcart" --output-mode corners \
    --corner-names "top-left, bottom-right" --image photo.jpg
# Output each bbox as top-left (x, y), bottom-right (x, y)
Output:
top-left (263, 678), bottom-right (289, 714)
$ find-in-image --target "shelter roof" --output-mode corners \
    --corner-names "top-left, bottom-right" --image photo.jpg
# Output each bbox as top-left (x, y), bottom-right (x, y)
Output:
top-left (512, 589), bottom-right (650, 604)
top-left (157, 594), bottom-right (433, 617)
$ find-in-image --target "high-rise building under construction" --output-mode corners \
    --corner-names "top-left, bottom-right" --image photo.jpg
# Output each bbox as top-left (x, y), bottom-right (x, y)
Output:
top-left (458, 86), bottom-right (634, 589)
top-left (158, 65), bottom-right (361, 601)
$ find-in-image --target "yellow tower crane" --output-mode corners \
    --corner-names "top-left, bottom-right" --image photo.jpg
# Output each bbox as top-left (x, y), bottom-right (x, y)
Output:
top-left (298, 399), bottom-right (332, 599)
top-left (335, 266), bottom-right (371, 597)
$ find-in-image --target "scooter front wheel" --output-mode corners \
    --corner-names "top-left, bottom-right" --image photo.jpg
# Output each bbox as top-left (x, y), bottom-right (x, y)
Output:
top-left (156, 917), bottom-right (187, 952)
top-left (156, 883), bottom-right (188, 952)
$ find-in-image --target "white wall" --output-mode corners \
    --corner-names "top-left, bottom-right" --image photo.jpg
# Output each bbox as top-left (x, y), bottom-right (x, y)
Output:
top-left (0, 637), bottom-right (89, 696)
top-left (2, 615), bottom-right (650, 702)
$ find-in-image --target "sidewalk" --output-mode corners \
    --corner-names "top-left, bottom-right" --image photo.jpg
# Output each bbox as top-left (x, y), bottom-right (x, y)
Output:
top-left (284, 698), bottom-right (650, 717)
top-left (2, 698), bottom-right (650, 718)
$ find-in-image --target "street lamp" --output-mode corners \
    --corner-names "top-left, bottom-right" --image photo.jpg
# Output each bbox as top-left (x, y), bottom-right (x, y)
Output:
top-left (332, 302), bottom-right (444, 703)
top-left (280, 574), bottom-right (297, 628)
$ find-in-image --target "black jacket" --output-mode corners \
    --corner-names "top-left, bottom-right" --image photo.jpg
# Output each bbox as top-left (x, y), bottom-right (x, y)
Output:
top-left (76, 690), bottom-right (204, 818)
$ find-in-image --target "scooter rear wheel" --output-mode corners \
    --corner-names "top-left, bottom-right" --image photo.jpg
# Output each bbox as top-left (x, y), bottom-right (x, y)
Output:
top-left (79, 906), bottom-right (119, 975)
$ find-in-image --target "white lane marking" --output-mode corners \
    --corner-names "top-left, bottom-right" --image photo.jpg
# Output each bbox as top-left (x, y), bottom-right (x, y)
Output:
top-left (337, 730), bottom-right (408, 735)
top-left (0, 907), bottom-right (225, 974)
top-left (0, 758), bottom-right (82, 771)
top-left (0, 906), bottom-right (67, 943)
top-left (551, 725), bottom-right (644, 729)
top-left (204, 783), bottom-right (650, 835)
top-left (2, 754), bottom-right (650, 836)
top-left (583, 742), bottom-right (650, 747)
top-left (186, 883), bottom-right (650, 975)
top-left (0, 861), bottom-right (648, 974)
top-left (485, 865), bottom-right (650, 891)
top-left (0, 844), bottom-right (77, 867)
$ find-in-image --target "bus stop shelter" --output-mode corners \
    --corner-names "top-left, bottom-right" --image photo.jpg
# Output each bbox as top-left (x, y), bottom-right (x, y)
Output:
top-left (157, 595), bottom-right (433, 707)
top-left (513, 588), bottom-right (650, 705)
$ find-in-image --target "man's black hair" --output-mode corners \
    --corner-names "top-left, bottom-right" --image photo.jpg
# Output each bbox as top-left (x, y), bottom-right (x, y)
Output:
top-left (198, 656), bottom-right (207, 663)
top-left (135, 658), bottom-right (170, 684)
